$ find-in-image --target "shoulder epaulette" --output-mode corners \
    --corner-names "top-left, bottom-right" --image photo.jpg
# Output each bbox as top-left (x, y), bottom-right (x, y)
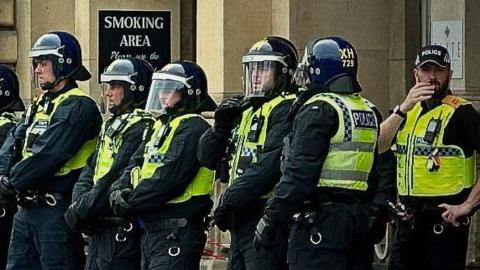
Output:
top-left (442, 95), bottom-right (471, 109)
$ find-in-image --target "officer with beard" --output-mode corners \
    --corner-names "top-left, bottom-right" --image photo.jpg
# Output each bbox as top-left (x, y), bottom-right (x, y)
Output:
top-left (378, 45), bottom-right (480, 270)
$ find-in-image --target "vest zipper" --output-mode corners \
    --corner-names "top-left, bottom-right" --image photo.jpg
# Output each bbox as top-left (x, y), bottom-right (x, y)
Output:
top-left (407, 108), bottom-right (424, 196)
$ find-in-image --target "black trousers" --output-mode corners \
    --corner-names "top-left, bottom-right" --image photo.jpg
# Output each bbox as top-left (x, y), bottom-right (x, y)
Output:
top-left (85, 222), bottom-right (141, 270)
top-left (228, 215), bottom-right (288, 270)
top-left (140, 219), bottom-right (206, 270)
top-left (388, 215), bottom-right (470, 270)
top-left (287, 202), bottom-right (373, 270)
top-left (6, 201), bottom-right (85, 270)
top-left (0, 207), bottom-right (15, 269)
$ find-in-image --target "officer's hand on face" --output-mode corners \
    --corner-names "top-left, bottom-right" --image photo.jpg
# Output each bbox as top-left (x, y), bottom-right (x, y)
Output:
top-left (0, 176), bottom-right (17, 206)
top-left (213, 96), bottom-right (248, 136)
top-left (400, 78), bottom-right (435, 113)
top-left (253, 216), bottom-right (276, 250)
top-left (109, 188), bottom-right (134, 218)
top-left (213, 194), bottom-right (233, 232)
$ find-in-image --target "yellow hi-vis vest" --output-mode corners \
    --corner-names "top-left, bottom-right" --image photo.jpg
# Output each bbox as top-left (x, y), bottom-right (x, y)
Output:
top-left (0, 112), bottom-right (17, 129)
top-left (93, 109), bottom-right (154, 184)
top-left (22, 88), bottom-right (97, 176)
top-left (228, 94), bottom-right (296, 198)
top-left (130, 114), bottom-right (214, 204)
top-left (305, 93), bottom-right (378, 191)
top-left (395, 95), bottom-right (476, 196)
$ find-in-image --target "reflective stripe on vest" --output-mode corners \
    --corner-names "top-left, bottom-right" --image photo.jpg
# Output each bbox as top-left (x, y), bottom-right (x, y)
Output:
top-left (130, 114), bottom-right (214, 204)
top-left (229, 94), bottom-right (295, 198)
top-left (395, 95), bottom-right (476, 196)
top-left (0, 112), bottom-right (17, 129)
top-left (93, 109), bottom-right (154, 184)
top-left (305, 93), bottom-right (378, 191)
top-left (22, 88), bottom-right (97, 176)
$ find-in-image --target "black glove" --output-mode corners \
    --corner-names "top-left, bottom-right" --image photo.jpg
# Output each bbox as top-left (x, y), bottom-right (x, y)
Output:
top-left (109, 188), bottom-right (134, 218)
top-left (213, 96), bottom-right (248, 135)
top-left (64, 202), bottom-right (82, 231)
top-left (213, 195), bottom-right (233, 232)
top-left (253, 216), bottom-right (276, 250)
top-left (0, 176), bottom-right (16, 206)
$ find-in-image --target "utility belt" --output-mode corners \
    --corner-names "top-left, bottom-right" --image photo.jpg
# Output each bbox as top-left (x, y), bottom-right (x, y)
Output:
top-left (143, 217), bottom-right (189, 257)
top-left (143, 217), bottom-right (189, 232)
top-left (291, 202), bottom-right (337, 246)
top-left (388, 200), bottom-right (478, 235)
top-left (17, 190), bottom-right (70, 208)
top-left (101, 216), bottom-right (136, 243)
top-left (291, 201), bottom-right (368, 246)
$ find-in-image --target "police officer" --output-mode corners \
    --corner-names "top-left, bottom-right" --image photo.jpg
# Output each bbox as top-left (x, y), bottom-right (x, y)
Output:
top-left (197, 36), bottom-right (298, 269)
top-left (0, 31), bottom-right (102, 269)
top-left (64, 58), bottom-right (155, 270)
top-left (109, 60), bottom-right (217, 269)
top-left (0, 64), bottom-right (25, 269)
top-left (378, 45), bottom-right (480, 270)
top-left (254, 37), bottom-right (392, 270)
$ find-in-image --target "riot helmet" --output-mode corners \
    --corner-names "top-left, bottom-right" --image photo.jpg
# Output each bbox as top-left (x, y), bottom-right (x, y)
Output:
top-left (145, 60), bottom-right (215, 117)
top-left (100, 58), bottom-right (154, 115)
top-left (0, 65), bottom-right (25, 112)
top-left (242, 36), bottom-right (298, 101)
top-left (295, 36), bottom-right (361, 93)
top-left (29, 31), bottom-right (91, 90)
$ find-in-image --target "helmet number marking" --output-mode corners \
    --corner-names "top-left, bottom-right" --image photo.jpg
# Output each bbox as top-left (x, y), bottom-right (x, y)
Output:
top-left (342, 59), bottom-right (355, 67)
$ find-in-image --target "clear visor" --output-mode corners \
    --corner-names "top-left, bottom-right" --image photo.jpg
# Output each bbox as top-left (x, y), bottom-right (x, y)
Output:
top-left (242, 60), bottom-right (280, 98)
top-left (293, 49), bottom-right (310, 90)
top-left (30, 56), bottom-right (55, 91)
top-left (101, 82), bottom-right (127, 115)
top-left (29, 46), bottom-right (65, 58)
top-left (100, 73), bottom-right (137, 85)
top-left (145, 79), bottom-right (184, 114)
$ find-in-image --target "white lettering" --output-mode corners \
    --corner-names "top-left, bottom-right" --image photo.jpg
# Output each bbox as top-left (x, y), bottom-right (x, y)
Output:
top-left (119, 35), bottom-right (151, 47)
top-left (104, 16), bottom-right (164, 29)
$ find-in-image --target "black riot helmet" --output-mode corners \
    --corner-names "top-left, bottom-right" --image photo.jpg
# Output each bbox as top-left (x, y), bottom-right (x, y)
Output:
top-left (29, 31), bottom-right (91, 90)
top-left (295, 36), bottom-right (361, 94)
top-left (100, 58), bottom-right (154, 115)
top-left (145, 60), bottom-right (216, 117)
top-left (0, 64), bottom-right (25, 112)
top-left (242, 36), bottom-right (298, 101)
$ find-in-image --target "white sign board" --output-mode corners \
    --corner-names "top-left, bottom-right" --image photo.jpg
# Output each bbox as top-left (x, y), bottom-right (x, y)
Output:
top-left (431, 20), bottom-right (463, 78)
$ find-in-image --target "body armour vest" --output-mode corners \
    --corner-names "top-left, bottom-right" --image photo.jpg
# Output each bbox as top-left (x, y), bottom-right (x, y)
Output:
top-left (229, 94), bottom-right (295, 198)
top-left (130, 114), bottom-right (214, 204)
top-left (305, 93), bottom-right (378, 191)
top-left (22, 88), bottom-right (97, 176)
top-left (396, 95), bottom-right (476, 197)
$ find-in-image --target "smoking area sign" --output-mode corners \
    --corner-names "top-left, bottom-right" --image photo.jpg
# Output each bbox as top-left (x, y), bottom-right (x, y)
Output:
top-left (98, 10), bottom-right (171, 82)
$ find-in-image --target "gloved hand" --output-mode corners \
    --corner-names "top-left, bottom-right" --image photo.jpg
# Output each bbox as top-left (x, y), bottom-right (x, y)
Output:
top-left (64, 202), bottom-right (82, 231)
top-left (109, 188), bottom-right (134, 218)
top-left (213, 195), bottom-right (233, 232)
top-left (367, 215), bottom-right (387, 244)
top-left (253, 215), bottom-right (276, 250)
top-left (0, 176), bottom-right (17, 206)
top-left (213, 96), bottom-right (248, 136)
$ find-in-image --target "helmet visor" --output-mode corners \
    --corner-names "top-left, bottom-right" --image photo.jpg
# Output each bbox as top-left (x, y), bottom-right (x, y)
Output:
top-left (242, 55), bottom-right (285, 98)
top-left (145, 79), bottom-right (184, 114)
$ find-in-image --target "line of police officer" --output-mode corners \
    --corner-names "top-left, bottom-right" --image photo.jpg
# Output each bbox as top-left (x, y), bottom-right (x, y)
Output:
top-left (0, 28), bottom-right (478, 270)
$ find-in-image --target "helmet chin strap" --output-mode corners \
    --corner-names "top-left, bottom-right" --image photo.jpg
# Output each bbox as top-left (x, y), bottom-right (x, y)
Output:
top-left (39, 80), bottom-right (58, 91)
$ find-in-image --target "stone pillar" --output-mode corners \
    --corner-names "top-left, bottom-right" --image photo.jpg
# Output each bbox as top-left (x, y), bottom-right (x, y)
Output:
top-left (197, 0), bottom-right (272, 103)
top-left (284, 0), bottom-right (405, 113)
